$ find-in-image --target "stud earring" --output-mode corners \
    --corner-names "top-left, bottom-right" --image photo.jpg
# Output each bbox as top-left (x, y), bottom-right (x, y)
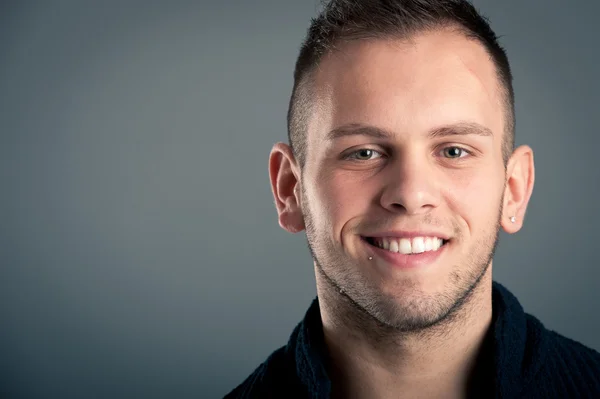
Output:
top-left (510, 216), bottom-right (516, 223)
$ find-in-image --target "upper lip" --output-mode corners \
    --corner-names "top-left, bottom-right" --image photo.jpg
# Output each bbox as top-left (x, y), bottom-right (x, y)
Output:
top-left (363, 230), bottom-right (451, 240)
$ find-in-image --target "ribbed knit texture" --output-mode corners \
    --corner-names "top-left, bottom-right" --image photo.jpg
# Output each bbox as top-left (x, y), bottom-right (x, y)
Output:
top-left (225, 282), bottom-right (600, 398)
top-left (522, 331), bottom-right (600, 398)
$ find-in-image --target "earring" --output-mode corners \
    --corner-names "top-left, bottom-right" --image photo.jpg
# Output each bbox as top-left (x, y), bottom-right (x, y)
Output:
top-left (510, 216), bottom-right (516, 223)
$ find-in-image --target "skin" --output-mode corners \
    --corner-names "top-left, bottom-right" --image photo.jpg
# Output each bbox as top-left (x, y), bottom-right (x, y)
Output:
top-left (269, 28), bottom-right (535, 399)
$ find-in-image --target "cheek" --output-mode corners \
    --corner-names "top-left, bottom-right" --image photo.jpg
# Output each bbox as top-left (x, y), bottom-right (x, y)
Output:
top-left (445, 167), bottom-right (504, 229)
top-left (312, 171), bottom-right (375, 234)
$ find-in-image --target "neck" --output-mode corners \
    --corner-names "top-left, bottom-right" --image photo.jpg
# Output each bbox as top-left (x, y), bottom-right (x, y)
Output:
top-left (316, 268), bottom-right (494, 399)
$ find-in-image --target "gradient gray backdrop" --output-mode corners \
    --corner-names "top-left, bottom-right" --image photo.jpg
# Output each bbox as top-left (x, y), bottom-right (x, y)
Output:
top-left (1, 1), bottom-right (599, 398)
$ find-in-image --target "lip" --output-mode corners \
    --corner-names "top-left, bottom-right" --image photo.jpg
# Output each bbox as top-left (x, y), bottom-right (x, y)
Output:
top-left (361, 236), bottom-right (449, 270)
top-left (364, 230), bottom-right (451, 240)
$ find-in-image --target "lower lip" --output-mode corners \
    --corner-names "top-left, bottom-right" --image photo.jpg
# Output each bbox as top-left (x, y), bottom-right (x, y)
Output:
top-left (362, 238), bottom-right (448, 270)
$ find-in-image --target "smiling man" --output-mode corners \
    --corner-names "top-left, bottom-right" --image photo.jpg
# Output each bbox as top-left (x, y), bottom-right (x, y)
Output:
top-left (225, 1), bottom-right (600, 398)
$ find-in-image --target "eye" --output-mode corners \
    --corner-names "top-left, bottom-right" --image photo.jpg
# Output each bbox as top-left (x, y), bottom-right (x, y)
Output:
top-left (345, 148), bottom-right (383, 161)
top-left (440, 146), bottom-right (470, 159)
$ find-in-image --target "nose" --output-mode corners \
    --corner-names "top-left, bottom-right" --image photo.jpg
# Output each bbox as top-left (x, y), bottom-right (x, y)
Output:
top-left (379, 152), bottom-right (441, 215)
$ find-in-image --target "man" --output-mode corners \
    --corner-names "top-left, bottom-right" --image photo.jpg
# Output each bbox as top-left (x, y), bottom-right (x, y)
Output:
top-left (226, 0), bottom-right (600, 398)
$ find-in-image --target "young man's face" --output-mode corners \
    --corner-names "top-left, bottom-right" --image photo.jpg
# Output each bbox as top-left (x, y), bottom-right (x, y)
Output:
top-left (274, 29), bottom-right (532, 331)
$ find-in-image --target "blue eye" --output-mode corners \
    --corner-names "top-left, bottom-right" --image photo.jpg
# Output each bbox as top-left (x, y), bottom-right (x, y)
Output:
top-left (347, 149), bottom-right (383, 161)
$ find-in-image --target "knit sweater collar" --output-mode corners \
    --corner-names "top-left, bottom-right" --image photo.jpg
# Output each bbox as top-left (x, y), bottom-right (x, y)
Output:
top-left (289, 281), bottom-right (547, 398)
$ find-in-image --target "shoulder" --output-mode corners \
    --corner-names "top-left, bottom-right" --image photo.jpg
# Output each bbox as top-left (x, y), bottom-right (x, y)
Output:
top-left (525, 314), bottom-right (600, 397)
top-left (545, 327), bottom-right (600, 374)
top-left (223, 345), bottom-right (306, 399)
top-left (223, 299), bottom-right (323, 399)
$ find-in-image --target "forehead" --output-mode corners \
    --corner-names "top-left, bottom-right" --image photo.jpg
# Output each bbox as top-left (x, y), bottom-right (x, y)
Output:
top-left (307, 29), bottom-right (505, 144)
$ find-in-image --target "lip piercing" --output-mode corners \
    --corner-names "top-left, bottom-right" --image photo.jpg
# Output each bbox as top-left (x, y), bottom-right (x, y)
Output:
top-left (368, 256), bottom-right (373, 260)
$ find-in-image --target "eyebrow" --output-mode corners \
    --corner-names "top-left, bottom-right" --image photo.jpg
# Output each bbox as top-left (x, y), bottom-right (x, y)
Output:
top-left (326, 122), bottom-right (493, 141)
top-left (428, 122), bottom-right (493, 139)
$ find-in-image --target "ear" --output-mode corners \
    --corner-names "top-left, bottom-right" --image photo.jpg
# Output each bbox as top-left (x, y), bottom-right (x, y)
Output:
top-left (501, 145), bottom-right (535, 234)
top-left (269, 142), bottom-right (305, 233)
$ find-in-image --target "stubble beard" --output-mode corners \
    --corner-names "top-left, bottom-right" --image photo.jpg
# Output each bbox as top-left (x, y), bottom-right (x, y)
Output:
top-left (302, 191), bottom-right (503, 335)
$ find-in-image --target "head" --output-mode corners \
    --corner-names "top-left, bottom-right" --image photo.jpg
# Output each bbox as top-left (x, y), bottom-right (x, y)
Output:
top-left (269, 0), bottom-right (534, 332)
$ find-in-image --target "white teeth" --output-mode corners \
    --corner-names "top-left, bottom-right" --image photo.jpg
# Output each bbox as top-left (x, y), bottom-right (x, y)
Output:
top-left (424, 237), bottom-right (433, 251)
top-left (412, 237), bottom-right (425, 253)
top-left (399, 238), bottom-right (411, 254)
top-left (373, 236), bottom-right (446, 255)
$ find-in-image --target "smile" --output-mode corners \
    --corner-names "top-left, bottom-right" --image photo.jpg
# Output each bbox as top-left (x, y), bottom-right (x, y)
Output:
top-left (364, 236), bottom-right (449, 255)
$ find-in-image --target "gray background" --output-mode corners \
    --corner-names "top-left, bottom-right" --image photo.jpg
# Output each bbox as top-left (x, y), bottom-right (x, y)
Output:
top-left (1, 1), bottom-right (599, 398)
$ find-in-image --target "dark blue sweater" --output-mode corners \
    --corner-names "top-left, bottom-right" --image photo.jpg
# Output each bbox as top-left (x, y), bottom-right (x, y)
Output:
top-left (225, 282), bottom-right (600, 398)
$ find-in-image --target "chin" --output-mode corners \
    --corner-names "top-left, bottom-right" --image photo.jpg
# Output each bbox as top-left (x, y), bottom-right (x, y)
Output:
top-left (361, 294), bottom-right (450, 331)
